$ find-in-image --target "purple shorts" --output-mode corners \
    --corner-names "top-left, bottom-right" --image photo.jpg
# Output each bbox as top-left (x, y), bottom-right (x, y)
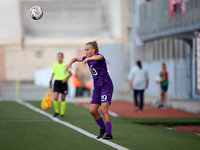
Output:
top-left (91, 82), bottom-right (114, 105)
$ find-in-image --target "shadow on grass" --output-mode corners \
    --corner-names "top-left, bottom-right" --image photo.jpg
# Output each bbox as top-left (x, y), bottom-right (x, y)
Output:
top-left (121, 117), bottom-right (200, 126)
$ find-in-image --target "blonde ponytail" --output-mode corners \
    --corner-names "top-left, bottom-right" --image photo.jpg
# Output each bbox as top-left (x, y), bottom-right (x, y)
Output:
top-left (86, 40), bottom-right (99, 53)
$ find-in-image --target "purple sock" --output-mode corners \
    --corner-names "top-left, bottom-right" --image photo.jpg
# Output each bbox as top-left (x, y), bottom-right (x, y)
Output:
top-left (105, 121), bottom-right (112, 135)
top-left (95, 117), bottom-right (105, 129)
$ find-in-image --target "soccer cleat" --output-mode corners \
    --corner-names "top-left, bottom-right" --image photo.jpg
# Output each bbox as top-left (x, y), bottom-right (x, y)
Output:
top-left (53, 113), bottom-right (59, 117)
top-left (60, 115), bottom-right (64, 118)
top-left (103, 134), bottom-right (113, 140)
top-left (97, 128), bottom-right (106, 139)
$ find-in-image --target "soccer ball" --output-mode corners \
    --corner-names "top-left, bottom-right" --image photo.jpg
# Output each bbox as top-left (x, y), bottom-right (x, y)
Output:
top-left (29, 6), bottom-right (43, 20)
top-left (155, 75), bottom-right (161, 83)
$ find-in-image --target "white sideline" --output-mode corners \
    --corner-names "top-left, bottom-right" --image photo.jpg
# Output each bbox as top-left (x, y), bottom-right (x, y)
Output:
top-left (109, 111), bottom-right (118, 117)
top-left (16, 99), bottom-right (129, 150)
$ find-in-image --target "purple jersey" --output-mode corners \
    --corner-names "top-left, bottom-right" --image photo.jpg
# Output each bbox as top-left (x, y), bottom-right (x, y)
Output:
top-left (82, 53), bottom-right (112, 87)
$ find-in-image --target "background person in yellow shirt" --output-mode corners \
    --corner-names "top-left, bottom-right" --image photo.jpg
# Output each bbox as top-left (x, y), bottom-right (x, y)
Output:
top-left (49, 52), bottom-right (72, 118)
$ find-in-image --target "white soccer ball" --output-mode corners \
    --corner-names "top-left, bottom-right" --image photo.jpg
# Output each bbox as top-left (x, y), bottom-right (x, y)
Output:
top-left (155, 75), bottom-right (161, 83)
top-left (29, 6), bottom-right (43, 20)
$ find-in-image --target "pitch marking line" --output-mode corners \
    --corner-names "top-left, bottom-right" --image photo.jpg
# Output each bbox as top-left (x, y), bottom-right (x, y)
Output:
top-left (0, 120), bottom-right (51, 122)
top-left (16, 100), bottom-right (129, 150)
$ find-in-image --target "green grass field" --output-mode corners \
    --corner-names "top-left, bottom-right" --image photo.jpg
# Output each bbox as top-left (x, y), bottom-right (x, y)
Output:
top-left (0, 101), bottom-right (200, 150)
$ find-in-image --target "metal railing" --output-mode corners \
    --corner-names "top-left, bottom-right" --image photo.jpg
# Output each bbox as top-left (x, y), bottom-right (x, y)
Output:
top-left (137, 0), bottom-right (200, 40)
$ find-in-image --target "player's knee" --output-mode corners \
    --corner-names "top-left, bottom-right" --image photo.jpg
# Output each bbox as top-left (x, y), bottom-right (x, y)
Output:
top-left (90, 109), bottom-right (97, 116)
top-left (100, 107), bottom-right (108, 116)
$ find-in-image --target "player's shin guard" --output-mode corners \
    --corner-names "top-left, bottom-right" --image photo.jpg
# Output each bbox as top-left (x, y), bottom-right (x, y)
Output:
top-left (60, 101), bottom-right (66, 116)
top-left (105, 121), bottom-right (112, 135)
top-left (53, 100), bottom-right (59, 114)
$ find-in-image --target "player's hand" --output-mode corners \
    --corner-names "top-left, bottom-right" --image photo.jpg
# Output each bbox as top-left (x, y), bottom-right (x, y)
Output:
top-left (63, 63), bottom-right (72, 71)
top-left (82, 58), bottom-right (88, 67)
top-left (49, 84), bottom-right (52, 89)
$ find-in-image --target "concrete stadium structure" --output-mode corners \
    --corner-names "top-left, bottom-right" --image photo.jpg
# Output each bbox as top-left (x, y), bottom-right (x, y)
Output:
top-left (128, 0), bottom-right (200, 113)
top-left (132, 0), bottom-right (200, 100)
top-left (0, 0), bottom-right (132, 100)
top-left (0, 0), bottom-right (200, 114)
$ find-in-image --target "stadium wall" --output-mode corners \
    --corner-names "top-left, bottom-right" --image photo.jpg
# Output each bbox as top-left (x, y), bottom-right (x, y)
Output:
top-left (0, 0), bottom-right (132, 95)
top-left (133, 38), bottom-right (192, 100)
top-left (0, 0), bottom-right (22, 46)
top-left (132, 0), bottom-right (200, 100)
top-left (4, 47), bottom-right (77, 82)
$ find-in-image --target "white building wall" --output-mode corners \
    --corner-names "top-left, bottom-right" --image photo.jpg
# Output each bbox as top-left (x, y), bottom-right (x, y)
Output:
top-left (106, 0), bottom-right (122, 39)
top-left (0, 0), bottom-right (22, 46)
top-left (0, 0), bottom-right (129, 95)
top-left (143, 60), bottom-right (175, 100)
top-left (4, 48), bottom-right (77, 81)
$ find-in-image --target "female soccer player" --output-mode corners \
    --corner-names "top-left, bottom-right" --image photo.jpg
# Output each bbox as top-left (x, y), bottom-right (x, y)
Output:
top-left (63, 41), bottom-right (114, 140)
top-left (49, 52), bottom-right (72, 118)
top-left (156, 63), bottom-right (168, 108)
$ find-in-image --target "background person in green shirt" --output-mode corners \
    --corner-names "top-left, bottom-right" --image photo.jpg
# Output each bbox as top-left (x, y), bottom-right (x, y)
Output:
top-left (156, 63), bottom-right (168, 108)
top-left (49, 52), bottom-right (72, 117)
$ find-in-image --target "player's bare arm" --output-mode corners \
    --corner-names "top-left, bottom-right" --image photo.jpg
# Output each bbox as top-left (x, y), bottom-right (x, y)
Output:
top-left (83, 55), bottom-right (103, 66)
top-left (160, 76), bottom-right (166, 82)
top-left (63, 57), bottom-right (82, 71)
top-left (157, 75), bottom-right (166, 83)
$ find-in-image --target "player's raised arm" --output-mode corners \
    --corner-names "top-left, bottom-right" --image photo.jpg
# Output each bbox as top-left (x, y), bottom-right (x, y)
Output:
top-left (63, 57), bottom-right (82, 71)
top-left (82, 55), bottom-right (103, 66)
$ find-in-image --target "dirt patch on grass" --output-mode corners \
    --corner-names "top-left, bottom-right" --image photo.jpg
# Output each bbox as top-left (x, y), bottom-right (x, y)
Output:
top-left (169, 126), bottom-right (200, 134)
